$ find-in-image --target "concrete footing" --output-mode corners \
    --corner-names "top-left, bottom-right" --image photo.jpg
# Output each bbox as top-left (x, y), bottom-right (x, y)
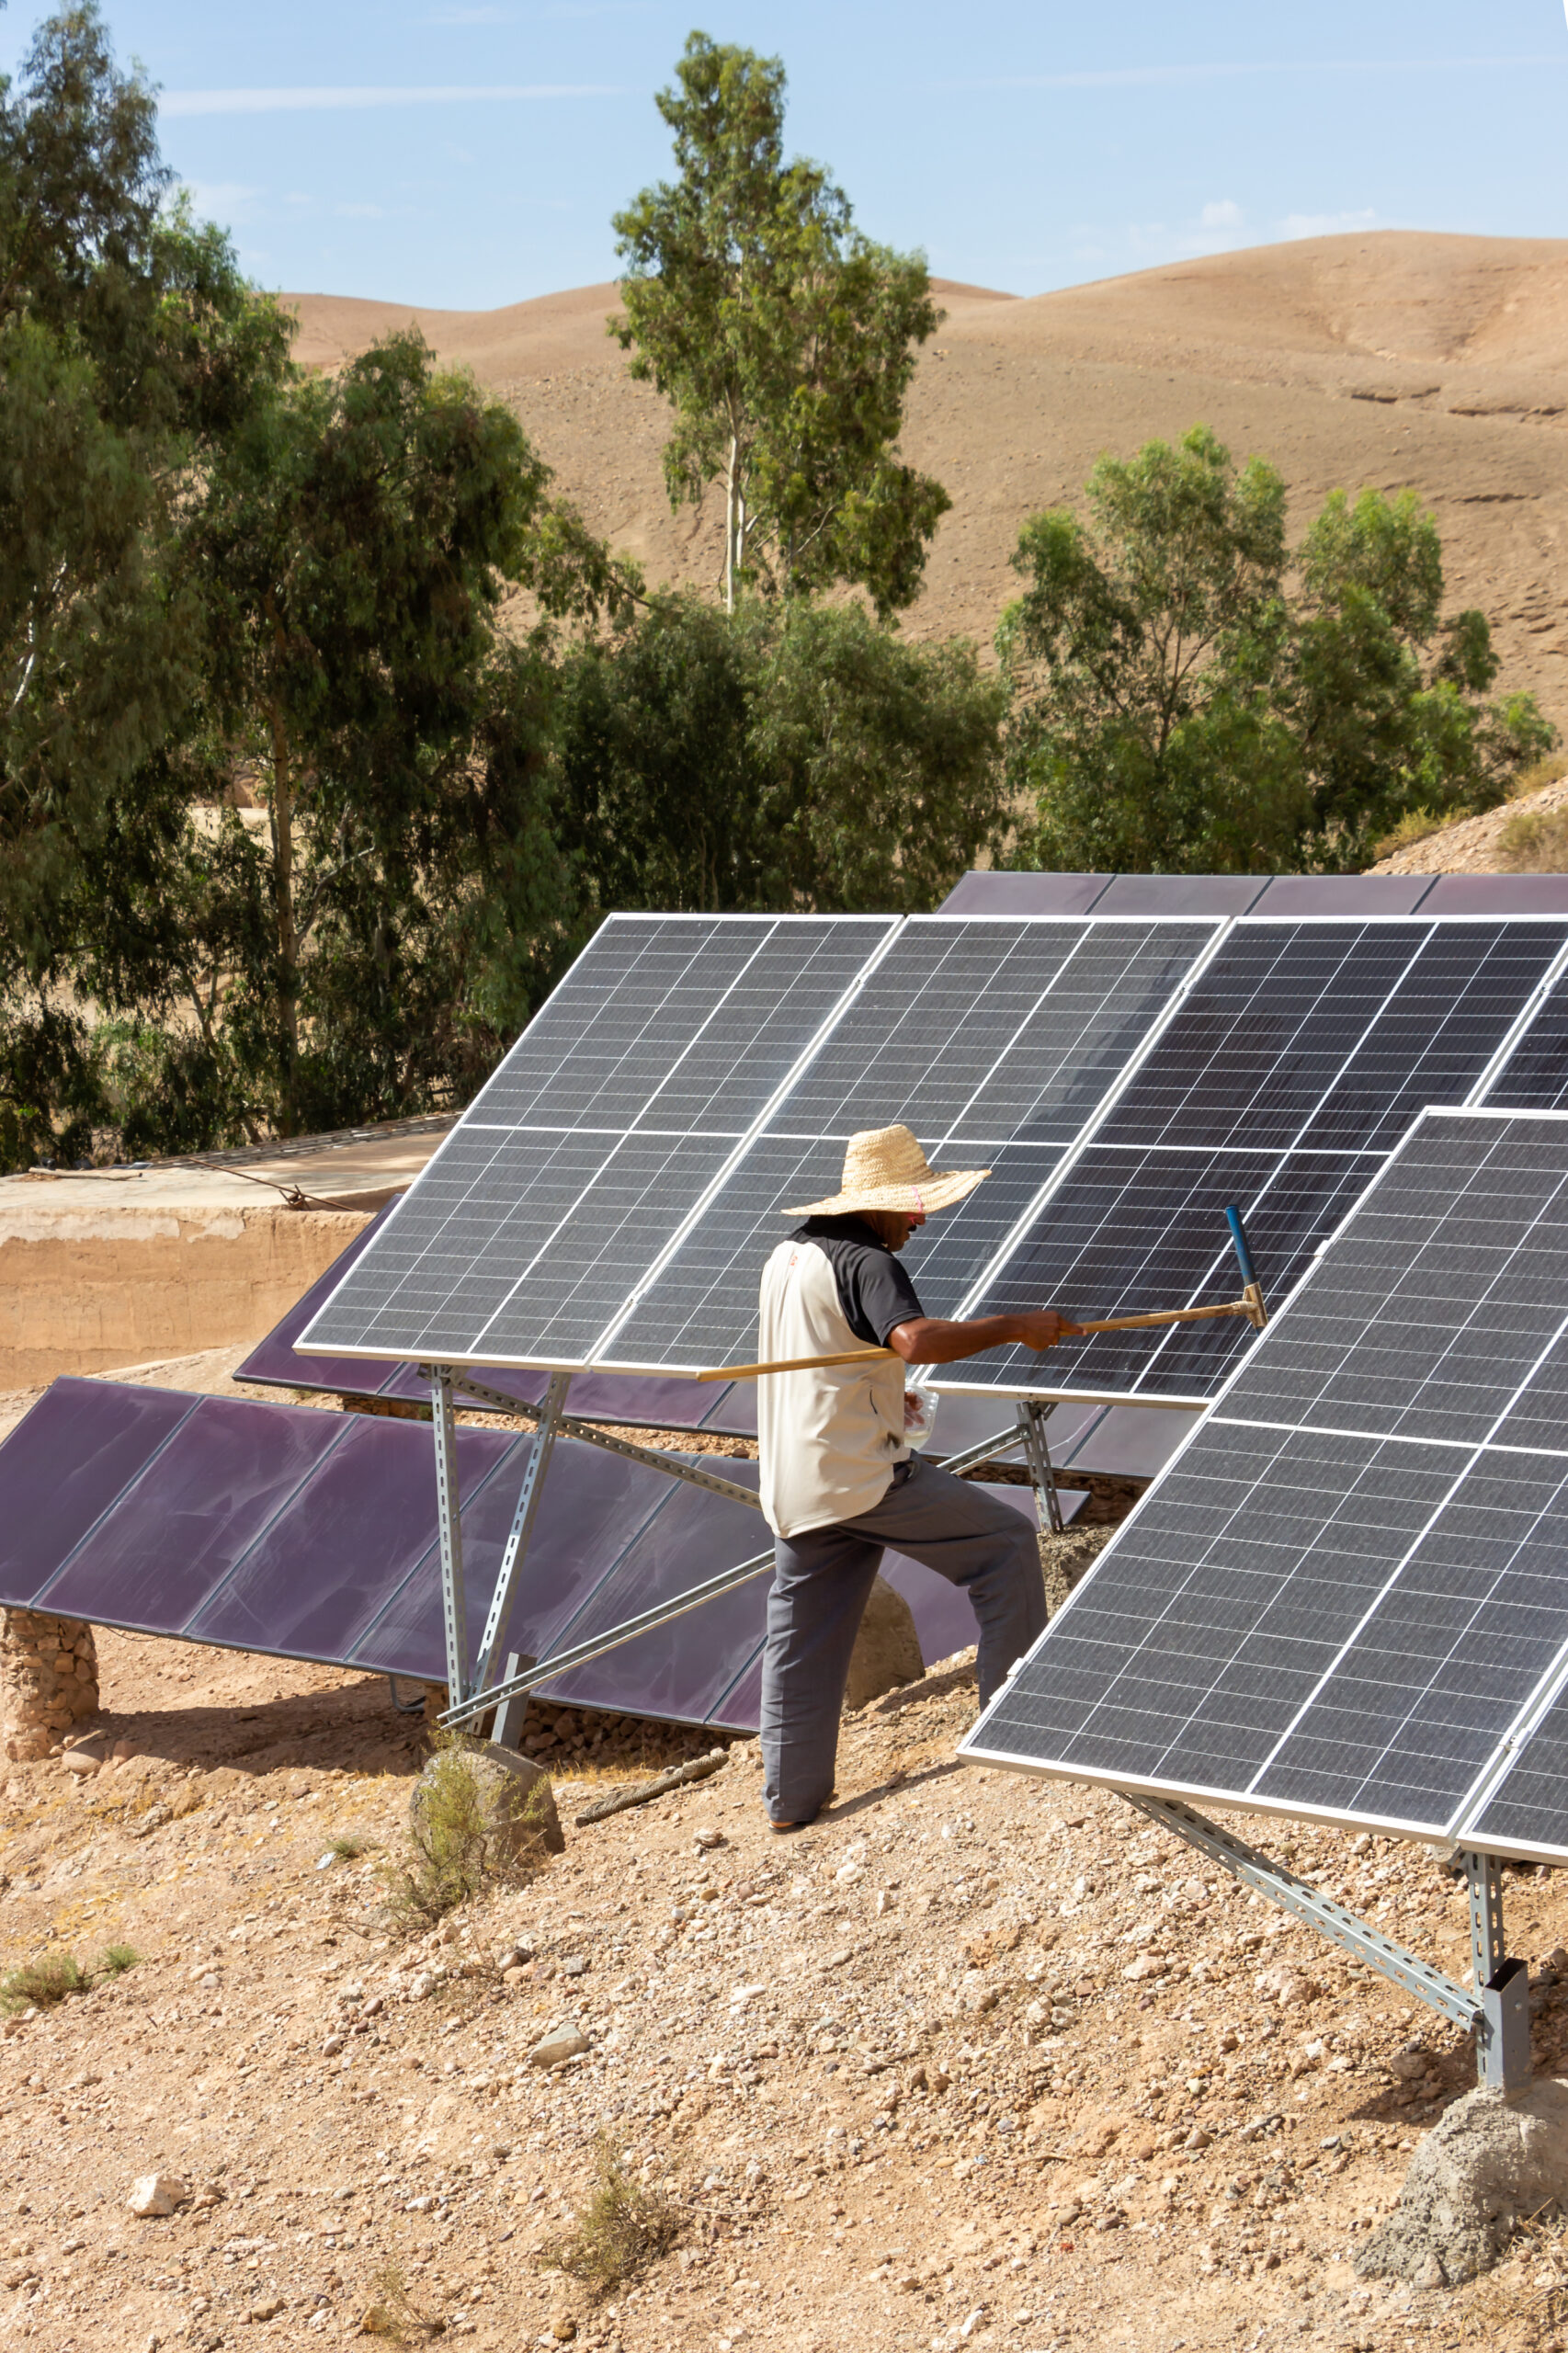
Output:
top-left (1358, 2080), bottom-right (1568, 2286)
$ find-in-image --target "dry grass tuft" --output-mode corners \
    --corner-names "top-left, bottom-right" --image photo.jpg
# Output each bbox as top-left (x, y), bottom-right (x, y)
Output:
top-left (358, 2260), bottom-right (442, 2341)
top-left (1373, 806), bottom-right (1449, 858)
top-left (0, 1949), bottom-right (90, 2010)
top-left (538, 2135), bottom-right (682, 2296)
top-left (379, 1727), bottom-right (552, 1932)
top-left (1500, 803), bottom-right (1568, 873)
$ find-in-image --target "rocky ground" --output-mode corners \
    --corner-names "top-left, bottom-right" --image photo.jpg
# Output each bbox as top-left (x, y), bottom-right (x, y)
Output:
top-left (2, 1626), bottom-right (1568, 2353)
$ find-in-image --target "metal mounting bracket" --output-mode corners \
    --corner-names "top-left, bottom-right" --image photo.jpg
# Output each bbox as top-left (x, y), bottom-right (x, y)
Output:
top-left (1123, 1797), bottom-right (1533, 2093)
top-left (1466, 1847), bottom-right (1531, 2094)
top-left (1017, 1399), bottom-right (1065, 1535)
top-left (430, 1367), bottom-right (469, 1706)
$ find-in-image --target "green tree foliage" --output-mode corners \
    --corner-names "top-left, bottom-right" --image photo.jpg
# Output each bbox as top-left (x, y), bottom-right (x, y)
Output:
top-left (69, 331), bottom-right (629, 1154)
top-left (0, 4), bottom-right (292, 1165)
top-left (610, 30), bottom-right (949, 618)
top-left (553, 594), bottom-right (1006, 915)
top-left (1001, 425), bottom-right (1555, 875)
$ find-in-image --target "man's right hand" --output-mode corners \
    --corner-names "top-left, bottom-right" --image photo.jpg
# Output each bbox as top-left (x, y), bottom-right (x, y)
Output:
top-left (1015, 1309), bottom-right (1079, 1353)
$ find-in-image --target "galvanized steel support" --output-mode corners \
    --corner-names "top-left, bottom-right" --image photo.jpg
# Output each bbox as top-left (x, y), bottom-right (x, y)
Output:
top-left (429, 1367), bottom-right (469, 1707)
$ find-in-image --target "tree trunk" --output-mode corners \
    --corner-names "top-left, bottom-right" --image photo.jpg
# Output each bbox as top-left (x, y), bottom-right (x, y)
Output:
top-left (724, 430), bottom-right (740, 616)
top-left (268, 697), bottom-right (301, 1136)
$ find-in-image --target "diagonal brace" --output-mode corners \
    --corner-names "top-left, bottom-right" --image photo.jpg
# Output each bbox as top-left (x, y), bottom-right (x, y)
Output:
top-left (423, 1367), bottom-right (765, 1512)
top-left (440, 1546), bottom-right (778, 1730)
top-left (1121, 1792), bottom-right (1481, 2034)
top-left (472, 1370), bottom-right (571, 1700)
top-left (440, 1415), bottom-right (1028, 1733)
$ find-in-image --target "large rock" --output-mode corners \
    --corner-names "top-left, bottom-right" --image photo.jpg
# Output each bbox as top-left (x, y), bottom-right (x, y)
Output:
top-left (128, 2172), bottom-right (188, 2218)
top-left (527, 2021), bottom-right (589, 2070)
top-left (845, 1576), bottom-right (923, 1711)
top-left (1358, 2080), bottom-right (1568, 2285)
top-left (408, 1742), bottom-right (564, 1863)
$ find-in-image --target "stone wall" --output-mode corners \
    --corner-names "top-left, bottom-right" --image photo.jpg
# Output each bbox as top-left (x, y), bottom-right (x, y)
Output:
top-left (0, 1199), bottom-right (370, 1388)
top-left (1, 1611), bottom-right (99, 1760)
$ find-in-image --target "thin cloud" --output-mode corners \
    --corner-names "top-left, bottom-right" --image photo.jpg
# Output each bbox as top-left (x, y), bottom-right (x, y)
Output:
top-left (1200, 199), bottom-right (1244, 230)
top-left (944, 54), bottom-right (1567, 93)
top-left (159, 83), bottom-right (619, 118)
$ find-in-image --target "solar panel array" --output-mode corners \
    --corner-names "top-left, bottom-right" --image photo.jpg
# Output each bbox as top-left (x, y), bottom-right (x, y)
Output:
top-left (938, 917), bottom-right (1568, 1404)
top-left (963, 1108), bottom-right (1568, 1864)
top-left (600, 915), bottom-right (1219, 1370)
top-left (301, 914), bottom-right (895, 1368)
top-left (0, 1379), bottom-right (1046, 1729)
top-left (239, 1201), bottom-right (757, 1438)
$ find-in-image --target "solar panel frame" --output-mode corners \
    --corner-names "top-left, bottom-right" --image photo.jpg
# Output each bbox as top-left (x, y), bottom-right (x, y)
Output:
top-left (929, 914), bottom-right (1568, 1408)
top-left (298, 912), bottom-right (901, 1373)
top-left (959, 1104), bottom-right (1568, 1864)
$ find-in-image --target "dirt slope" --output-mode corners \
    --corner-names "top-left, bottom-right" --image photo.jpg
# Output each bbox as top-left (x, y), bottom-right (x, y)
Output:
top-left (286, 233), bottom-right (1568, 732)
top-left (0, 1631), bottom-right (1562, 2351)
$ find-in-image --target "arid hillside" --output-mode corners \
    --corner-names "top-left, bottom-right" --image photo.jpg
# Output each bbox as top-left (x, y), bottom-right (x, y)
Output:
top-left (286, 232), bottom-right (1568, 732)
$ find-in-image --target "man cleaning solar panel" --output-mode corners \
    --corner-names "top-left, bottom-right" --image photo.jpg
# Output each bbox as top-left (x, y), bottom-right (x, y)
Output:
top-left (756, 1124), bottom-right (1074, 1831)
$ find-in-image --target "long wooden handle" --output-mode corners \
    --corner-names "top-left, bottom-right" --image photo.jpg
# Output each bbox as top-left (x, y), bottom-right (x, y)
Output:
top-left (696, 1287), bottom-right (1267, 1381)
top-left (1071, 1298), bottom-right (1259, 1336)
top-left (694, 1347), bottom-right (894, 1382)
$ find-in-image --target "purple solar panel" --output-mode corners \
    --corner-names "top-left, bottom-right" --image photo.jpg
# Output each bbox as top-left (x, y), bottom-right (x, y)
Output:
top-left (1090, 874), bottom-right (1271, 915)
top-left (188, 1414), bottom-right (514, 1665)
top-left (937, 871), bottom-right (1114, 915)
top-left (1249, 874), bottom-right (1437, 916)
top-left (1055, 1404), bottom-right (1202, 1479)
top-left (1, 1379), bottom-right (1077, 1742)
top-left (533, 1464), bottom-right (768, 1725)
top-left (39, 1394), bottom-right (347, 1631)
top-left (0, 1379), bottom-right (199, 1607)
top-left (349, 1433), bottom-right (676, 1684)
top-left (1418, 873), bottom-right (1568, 915)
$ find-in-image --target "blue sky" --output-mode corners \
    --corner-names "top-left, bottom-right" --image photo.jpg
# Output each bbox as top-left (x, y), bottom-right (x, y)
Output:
top-left (3, 0), bottom-right (1566, 309)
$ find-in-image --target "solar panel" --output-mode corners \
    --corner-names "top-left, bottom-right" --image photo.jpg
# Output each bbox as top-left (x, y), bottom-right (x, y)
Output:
top-left (963, 1107), bottom-right (1568, 1863)
top-left (238, 1202), bottom-right (757, 1436)
top-left (941, 916), bottom-right (1568, 1404)
top-left (299, 914), bottom-right (896, 1370)
top-left (0, 1378), bottom-right (1052, 1739)
top-left (600, 915), bottom-right (1221, 1370)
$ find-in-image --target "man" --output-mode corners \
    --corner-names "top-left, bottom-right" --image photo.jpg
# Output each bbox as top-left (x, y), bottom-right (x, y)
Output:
top-left (756, 1123), bottom-right (1074, 1831)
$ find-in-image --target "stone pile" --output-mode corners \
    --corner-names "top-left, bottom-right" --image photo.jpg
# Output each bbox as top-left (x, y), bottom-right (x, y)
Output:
top-left (0, 1610), bottom-right (99, 1760)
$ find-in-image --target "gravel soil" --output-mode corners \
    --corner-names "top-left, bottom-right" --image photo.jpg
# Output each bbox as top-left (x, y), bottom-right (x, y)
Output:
top-left (2, 1632), bottom-right (1568, 2353)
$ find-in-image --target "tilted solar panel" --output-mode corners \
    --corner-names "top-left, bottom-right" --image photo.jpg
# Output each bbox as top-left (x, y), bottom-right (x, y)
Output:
top-left (0, 1380), bottom-right (1028, 1734)
top-left (299, 914), bottom-right (896, 1369)
top-left (237, 1200), bottom-right (757, 1436)
top-left (601, 915), bottom-right (1221, 1370)
top-left (941, 916), bottom-right (1568, 1404)
top-left (963, 1107), bottom-right (1568, 1863)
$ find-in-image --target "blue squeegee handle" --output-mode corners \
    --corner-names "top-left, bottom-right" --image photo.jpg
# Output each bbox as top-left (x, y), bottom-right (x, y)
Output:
top-left (1223, 1203), bottom-right (1259, 1293)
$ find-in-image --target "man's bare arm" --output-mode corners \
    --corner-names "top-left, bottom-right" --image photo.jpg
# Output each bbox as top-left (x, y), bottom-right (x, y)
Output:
top-left (886, 1311), bottom-right (1076, 1365)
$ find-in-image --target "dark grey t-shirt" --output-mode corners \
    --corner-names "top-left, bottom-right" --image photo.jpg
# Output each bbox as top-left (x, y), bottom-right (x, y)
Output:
top-left (792, 1216), bottom-right (926, 1347)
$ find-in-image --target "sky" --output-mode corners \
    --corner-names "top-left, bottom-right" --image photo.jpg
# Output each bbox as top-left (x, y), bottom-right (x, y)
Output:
top-left (2, 0), bottom-right (1566, 311)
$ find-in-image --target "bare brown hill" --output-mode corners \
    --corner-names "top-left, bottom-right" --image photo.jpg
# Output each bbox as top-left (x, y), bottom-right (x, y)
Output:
top-left (285, 233), bottom-right (1568, 731)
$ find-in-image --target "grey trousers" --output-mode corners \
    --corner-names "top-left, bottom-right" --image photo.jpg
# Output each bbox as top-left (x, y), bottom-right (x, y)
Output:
top-left (760, 1455), bottom-right (1047, 1826)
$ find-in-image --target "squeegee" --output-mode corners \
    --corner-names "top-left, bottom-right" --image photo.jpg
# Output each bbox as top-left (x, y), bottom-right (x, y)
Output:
top-left (694, 1202), bottom-right (1268, 1381)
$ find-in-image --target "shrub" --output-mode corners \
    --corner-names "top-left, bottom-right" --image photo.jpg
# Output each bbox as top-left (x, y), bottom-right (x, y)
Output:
top-left (0, 1950), bottom-right (89, 2010)
top-left (539, 2135), bottom-right (681, 2295)
top-left (380, 1729), bottom-right (553, 1932)
top-left (1500, 803), bottom-right (1568, 873)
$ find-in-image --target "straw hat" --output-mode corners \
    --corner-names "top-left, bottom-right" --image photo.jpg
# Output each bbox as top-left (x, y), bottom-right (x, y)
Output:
top-left (783, 1124), bottom-right (990, 1218)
